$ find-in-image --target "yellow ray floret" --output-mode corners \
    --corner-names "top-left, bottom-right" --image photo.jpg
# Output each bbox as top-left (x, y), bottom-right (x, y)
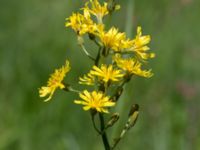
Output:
top-left (130, 26), bottom-right (155, 60)
top-left (90, 64), bottom-right (124, 83)
top-left (39, 60), bottom-right (70, 102)
top-left (74, 90), bottom-right (115, 113)
top-left (97, 27), bottom-right (133, 52)
top-left (79, 71), bottom-right (95, 85)
top-left (65, 10), bottom-right (98, 35)
top-left (113, 54), bottom-right (153, 78)
top-left (84, 0), bottom-right (109, 22)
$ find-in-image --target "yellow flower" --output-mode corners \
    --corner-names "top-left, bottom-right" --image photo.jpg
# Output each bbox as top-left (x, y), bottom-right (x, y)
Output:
top-left (130, 26), bottom-right (155, 60)
top-left (65, 13), bottom-right (82, 34)
top-left (79, 71), bottom-right (95, 85)
top-left (39, 60), bottom-right (70, 102)
top-left (84, 0), bottom-right (109, 23)
top-left (74, 90), bottom-right (115, 113)
top-left (113, 54), bottom-right (153, 78)
top-left (97, 27), bottom-right (133, 52)
top-left (90, 64), bottom-right (124, 83)
top-left (65, 11), bottom-right (98, 35)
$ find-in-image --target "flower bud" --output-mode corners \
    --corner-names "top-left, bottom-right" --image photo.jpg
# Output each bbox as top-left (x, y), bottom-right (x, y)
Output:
top-left (127, 104), bottom-right (139, 129)
top-left (107, 0), bottom-right (120, 13)
top-left (77, 35), bottom-right (84, 45)
top-left (112, 87), bottom-right (123, 102)
top-left (106, 113), bottom-right (120, 129)
top-left (88, 33), bottom-right (96, 40)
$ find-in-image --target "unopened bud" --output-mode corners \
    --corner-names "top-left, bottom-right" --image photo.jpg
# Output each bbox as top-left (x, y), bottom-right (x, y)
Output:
top-left (127, 104), bottom-right (139, 129)
top-left (113, 87), bottom-right (123, 102)
top-left (77, 35), bottom-right (84, 45)
top-left (150, 53), bottom-right (156, 58)
top-left (106, 113), bottom-right (120, 129)
top-left (107, 0), bottom-right (120, 13)
top-left (88, 33), bottom-right (96, 40)
top-left (114, 5), bottom-right (121, 11)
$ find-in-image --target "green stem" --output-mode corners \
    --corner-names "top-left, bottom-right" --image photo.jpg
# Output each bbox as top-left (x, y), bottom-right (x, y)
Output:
top-left (62, 84), bottom-right (81, 93)
top-left (95, 47), bottom-right (102, 66)
top-left (111, 137), bottom-right (121, 150)
top-left (91, 114), bottom-right (101, 134)
top-left (80, 44), bottom-right (96, 61)
top-left (99, 113), bottom-right (110, 150)
top-left (67, 87), bottom-right (80, 93)
top-left (94, 39), bottom-right (102, 48)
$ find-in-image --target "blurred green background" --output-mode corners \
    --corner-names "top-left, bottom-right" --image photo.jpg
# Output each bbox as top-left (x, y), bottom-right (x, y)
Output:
top-left (0, 0), bottom-right (200, 149)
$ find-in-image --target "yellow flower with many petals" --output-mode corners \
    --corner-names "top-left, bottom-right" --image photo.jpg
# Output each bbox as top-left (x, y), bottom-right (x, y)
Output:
top-left (39, 60), bottom-right (70, 102)
top-left (90, 64), bottom-right (124, 83)
top-left (74, 90), bottom-right (115, 113)
top-left (65, 11), bottom-right (98, 35)
top-left (84, 0), bottom-right (109, 23)
top-left (130, 26), bottom-right (155, 60)
top-left (97, 27), bottom-right (133, 52)
top-left (113, 54), bottom-right (153, 78)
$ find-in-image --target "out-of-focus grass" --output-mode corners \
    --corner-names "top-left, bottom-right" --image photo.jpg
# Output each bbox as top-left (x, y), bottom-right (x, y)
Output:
top-left (0, 0), bottom-right (200, 150)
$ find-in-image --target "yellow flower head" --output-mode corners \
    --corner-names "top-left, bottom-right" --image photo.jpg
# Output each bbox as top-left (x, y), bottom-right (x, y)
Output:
top-left (113, 54), bottom-right (153, 78)
top-left (39, 60), bottom-right (70, 102)
top-left (130, 26), bottom-right (155, 60)
top-left (74, 90), bottom-right (115, 113)
top-left (79, 71), bottom-right (95, 86)
top-left (90, 64), bottom-right (124, 83)
top-left (65, 11), bottom-right (97, 35)
top-left (98, 27), bottom-right (132, 51)
top-left (84, 0), bottom-right (109, 23)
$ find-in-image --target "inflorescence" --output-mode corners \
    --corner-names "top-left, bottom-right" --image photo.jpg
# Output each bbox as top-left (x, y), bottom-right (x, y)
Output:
top-left (39, 0), bottom-right (155, 149)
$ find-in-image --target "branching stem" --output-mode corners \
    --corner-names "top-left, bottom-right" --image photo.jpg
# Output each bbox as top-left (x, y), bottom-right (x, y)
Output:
top-left (91, 115), bottom-right (101, 134)
top-left (99, 113), bottom-right (111, 150)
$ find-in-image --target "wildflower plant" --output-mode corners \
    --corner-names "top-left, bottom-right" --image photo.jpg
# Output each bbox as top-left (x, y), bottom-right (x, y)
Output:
top-left (39, 0), bottom-right (155, 149)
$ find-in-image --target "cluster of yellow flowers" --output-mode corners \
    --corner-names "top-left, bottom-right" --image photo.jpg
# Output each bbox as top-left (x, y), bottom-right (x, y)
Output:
top-left (39, 0), bottom-right (155, 149)
top-left (39, 0), bottom-right (155, 114)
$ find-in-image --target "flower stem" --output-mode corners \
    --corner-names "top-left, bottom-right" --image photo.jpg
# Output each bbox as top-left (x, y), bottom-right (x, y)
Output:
top-left (95, 47), bottom-right (102, 66)
top-left (93, 38), bottom-right (102, 48)
top-left (68, 87), bottom-right (80, 93)
top-left (80, 44), bottom-right (96, 61)
top-left (99, 113), bottom-right (110, 150)
top-left (63, 85), bottom-right (81, 93)
top-left (91, 114), bottom-right (101, 134)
